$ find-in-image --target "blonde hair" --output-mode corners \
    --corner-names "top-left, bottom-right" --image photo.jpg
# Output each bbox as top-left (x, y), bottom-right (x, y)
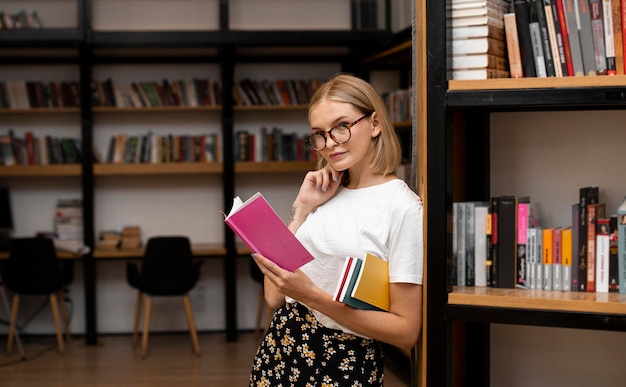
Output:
top-left (309, 73), bottom-right (402, 175)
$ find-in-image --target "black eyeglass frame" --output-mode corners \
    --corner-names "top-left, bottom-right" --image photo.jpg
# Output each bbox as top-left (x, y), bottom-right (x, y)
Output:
top-left (304, 113), bottom-right (371, 151)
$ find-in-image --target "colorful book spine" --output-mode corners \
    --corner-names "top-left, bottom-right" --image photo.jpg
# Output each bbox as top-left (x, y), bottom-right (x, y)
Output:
top-left (586, 202), bottom-right (606, 292)
top-left (517, 201), bottom-right (530, 288)
top-left (609, 215), bottom-right (619, 292)
top-left (553, 227), bottom-right (563, 291)
top-left (562, 227), bottom-right (573, 291)
top-left (617, 195), bottom-right (626, 294)
top-left (543, 227), bottom-right (554, 290)
top-left (596, 218), bottom-right (611, 293)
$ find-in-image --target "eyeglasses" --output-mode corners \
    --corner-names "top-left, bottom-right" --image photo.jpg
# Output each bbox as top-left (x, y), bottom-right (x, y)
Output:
top-left (304, 114), bottom-right (370, 151)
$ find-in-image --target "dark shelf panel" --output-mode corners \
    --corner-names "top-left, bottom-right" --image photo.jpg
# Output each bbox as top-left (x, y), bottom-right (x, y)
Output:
top-left (90, 30), bottom-right (392, 48)
top-left (447, 305), bottom-right (626, 332)
top-left (0, 29), bottom-right (81, 47)
top-left (446, 87), bottom-right (626, 111)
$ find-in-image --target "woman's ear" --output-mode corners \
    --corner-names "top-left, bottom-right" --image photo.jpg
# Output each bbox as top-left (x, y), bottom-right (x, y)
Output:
top-left (370, 112), bottom-right (382, 138)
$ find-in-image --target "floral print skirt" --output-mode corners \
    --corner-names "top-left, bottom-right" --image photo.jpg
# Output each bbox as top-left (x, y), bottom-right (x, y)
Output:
top-left (249, 301), bottom-right (384, 387)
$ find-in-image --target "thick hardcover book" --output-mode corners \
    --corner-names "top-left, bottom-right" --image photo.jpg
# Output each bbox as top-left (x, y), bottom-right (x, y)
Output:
top-left (571, 203), bottom-right (580, 290)
top-left (450, 53), bottom-right (509, 70)
top-left (578, 186), bottom-right (599, 291)
top-left (334, 257), bottom-right (378, 310)
top-left (514, 0), bottom-right (539, 76)
top-left (542, 227), bottom-right (553, 290)
top-left (529, 6), bottom-right (548, 76)
top-left (457, 201), bottom-right (466, 286)
top-left (544, 2), bottom-right (565, 76)
top-left (516, 200), bottom-right (530, 288)
top-left (564, 0), bottom-right (586, 75)
top-left (449, 24), bottom-right (506, 40)
top-left (528, 227), bottom-right (538, 289)
top-left (609, 215), bottom-right (619, 292)
top-left (451, 37), bottom-right (507, 55)
top-left (497, 196), bottom-right (518, 289)
top-left (489, 197), bottom-right (500, 287)
top-left (224, 192), bottom-right (314, 272)
top-left (530, 0), bottom-right (557, 76)
top-left (602, 0), bottom-right (617, 75)
top-left (448, 68), bottom-right (511, 79)
top-left (611, 0), bottom-right (624, 74)
top-left (619, 196), bottom-right (626, 294)
top-left (474, 202), bottom-right (490, 287)
top-left (465, 202), bottom-right (476, 286)
top-left (596, 218), bottom-right (611, 292)
top-left (586, 202), bottom-right (606, 292)
top-left (504, 12), bottom-right (525, 77)
top-left (452, 202), bottom-right (459, 286)
top-left (589, 0), bottom-right (608, 74)
top-left (562, 227), bottom-right (573, 291)
top-left (578, 0), bottom-right (599, 74)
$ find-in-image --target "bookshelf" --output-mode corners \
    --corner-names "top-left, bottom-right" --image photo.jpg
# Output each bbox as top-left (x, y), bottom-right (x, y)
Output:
top-left (1, 0), bottom-right (409, 346)
top-left (425, 0), bottom-right (626, 386)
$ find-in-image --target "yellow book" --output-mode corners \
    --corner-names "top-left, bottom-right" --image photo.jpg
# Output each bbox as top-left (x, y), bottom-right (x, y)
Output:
top-left (562, 227), bottom-right (572, 291)
top-left (542, 228), bottom-right (553, 290)
top-left (351, 252), bottom-right (390, 312)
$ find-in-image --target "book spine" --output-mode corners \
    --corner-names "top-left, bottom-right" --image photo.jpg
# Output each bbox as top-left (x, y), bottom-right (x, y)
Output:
top-left (578, 187), bottom-right (589, 291)
top-left (589, 0), bottom-right (608, 74)
top-left (578, 0), bottom-right (599, 74)
top-left (542, 228), bottom-right (553, 290)
top-left (562, 227), bottom-right (573, 291)
top-left (603, 0), bottom-right (617, 74)
top-left (490, 197), bottom-right (500, 287)
top-left (554, 0), bottom-right (576, 75)
top-left (596, 218), bottom-right (611, 292)
top-left (545, 3), bottom-right (565, 76)
top-left (612, 0), bottom-right (625, 74)
top-left (571, 203), bottom-right (580, 290)
top-left (552, 227), bottom-right (562, 291)
top-left (465, 202), bottom-right (476, 286)
top-left (529, 5), bottom-right (549, 76)
top-left (528, 227), bottom-right (537, 289)
top-left (517, 202), bottom-right (530, 288)
top-left (475, 204), bottom-right (489, 287)
top-left (505, 13), bottom-right (525, 77)
top-left (609, 215), bottom-right (619, 292)
top-left (457, 202), bottom-right (466, 286)
top-left (587, 202), bottom-right (605, 292)
top-left (564, 0), bottom-right (586, 75)
top-left (620, 200), bottom-right (626, 294)
top-left (514, 0), bottom-right (539, 76)
top-left (452, 202), bottom-right (458, 287)
top-left (532, 0), bottom-right (558, 75)
top-left (498, 196), bottom-right (518, 289)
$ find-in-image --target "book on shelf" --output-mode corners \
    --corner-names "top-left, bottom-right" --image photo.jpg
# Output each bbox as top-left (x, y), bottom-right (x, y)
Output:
top-left (542, 227), bottom-right (553, 290)
top-left (504, 12), bottom-right (525, 77)
top-left (578, 186), bottom-right (599, 291)
top-left (456, 201), bottom-right (467, 286)
top-left (492, 195), bottom-right (518, 289)
top-left (562, 226), bottom-right (573, 291)
top-left (451, 36), bottom-right (507, 56)
top-left (474, 202), bottom-right (490, 287)
top-left (603, 0), bottom-right (617, 75)
top-left (516, 199), bottom-right (530, 288)
top-left (589, 0), bottom-right (608, 74)
top-left (610, 0), bottom-right (624, 74)
top-left (586, 201), bottom-right (606, 292)
top-left (544, 1), bottom-right (565, 76)
top-left (448, 68), bottom-right (511, 79)
top-left (619, 195), bottom-right (626, 294)
top-left (552, 227), bottom-right (563, 291)
top-left (609, 215), bottom-right (619, 292)
top-left (449, 23), bottom-right (506, 39)
top-left (596, 218), bottom-right (611, 292)
top-left (465, 202), bottom-right (477, 286)
top-left (563, 0), bottom-right (586, 76)
top-left (571, 203), bottom-right (580, 290)
top-left (528, 0), bottom-right (548, 77)
top-left (530, 0), bottom-right (557, 76)
top-left (528, 227), bottom-right (538, 289)
top-left (513, 0), bottom-right (538, 76)
top-left (223, 192), bottom-right (314, 272)
top-left (578, 0), bottom-right (599, 75)
top-left (55, 199), bottom-right (83, 244)
top-left (553, 0), bottom-right (575, 76)
top-left (450, 53), bottom-right (509, 70)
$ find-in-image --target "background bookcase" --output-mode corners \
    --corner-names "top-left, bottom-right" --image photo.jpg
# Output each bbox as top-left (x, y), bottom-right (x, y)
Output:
top-left (425, 0), bottom-right (626, 386)
top-left (0, 0), bottom-right (415, 350)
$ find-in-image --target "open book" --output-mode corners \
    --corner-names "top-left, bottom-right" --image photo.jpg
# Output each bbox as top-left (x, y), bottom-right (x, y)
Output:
top-left (223, 192), bottom-right (314, 272)
top-left (333, 252), bottom-right (390, 311)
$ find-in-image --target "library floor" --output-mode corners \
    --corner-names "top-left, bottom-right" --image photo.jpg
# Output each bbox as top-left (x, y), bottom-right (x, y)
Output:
top-left (0, 331), bottom-right (410, 386)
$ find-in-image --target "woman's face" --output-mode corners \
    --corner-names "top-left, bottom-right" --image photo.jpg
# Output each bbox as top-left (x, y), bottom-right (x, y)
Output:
top-left (308, 100), bottom-right (379, 173)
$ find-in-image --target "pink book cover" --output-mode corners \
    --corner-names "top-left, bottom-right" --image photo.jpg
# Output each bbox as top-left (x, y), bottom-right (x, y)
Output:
top-left (224, 192), bottom-right (314, 272)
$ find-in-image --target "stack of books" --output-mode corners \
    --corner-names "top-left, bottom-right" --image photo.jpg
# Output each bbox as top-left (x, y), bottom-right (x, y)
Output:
top-left (447, 0), bottom-right (512, 80)
top-left (120, 226), bottom-right (141, 250)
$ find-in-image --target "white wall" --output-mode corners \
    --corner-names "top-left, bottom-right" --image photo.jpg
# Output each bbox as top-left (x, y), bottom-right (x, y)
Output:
top-left (490, 110), bottom-right (626, 386)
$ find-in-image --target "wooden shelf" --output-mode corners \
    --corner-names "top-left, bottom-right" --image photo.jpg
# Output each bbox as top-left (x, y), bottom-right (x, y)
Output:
top-left (449, 286), bottom-right (626, 316)
top-left (93, 106), bottom-right (221, 113)
top-left (235, 160), bottom-right (316, 173)
top-left (93, 162), bottom-right (223, 175)
top-left (448, 75), bottom-right (626, 91)
top-left (0, 107), bottom-right (80, 114)
top-left (233, 104), bottom-right (309, 111)
top-left (0, 164), bottom-right (81, 177)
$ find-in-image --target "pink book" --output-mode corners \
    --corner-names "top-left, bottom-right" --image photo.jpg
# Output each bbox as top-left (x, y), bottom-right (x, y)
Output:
top-left (224, 192), bottom-right (314, 272)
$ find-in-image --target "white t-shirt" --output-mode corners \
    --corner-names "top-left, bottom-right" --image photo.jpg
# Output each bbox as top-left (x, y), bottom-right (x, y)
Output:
top-left (287, 178), bottom-right (424, 336)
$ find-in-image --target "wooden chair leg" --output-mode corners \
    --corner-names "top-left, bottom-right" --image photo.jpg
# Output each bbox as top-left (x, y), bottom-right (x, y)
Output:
top-left (132, 292), bottom-right (143, 347)
top-left (49, 294), bottom-right (65, 355)
top-left (182, 295), bottom-right (201, 356)
top-left (58, 290), bottom-right (71, 344)
top-left (7, 294), bottom-right (19, 355)
top-left (141, 296), bottom-right (152, 358)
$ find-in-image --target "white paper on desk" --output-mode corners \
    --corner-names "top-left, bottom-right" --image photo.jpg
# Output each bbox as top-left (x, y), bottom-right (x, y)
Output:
top-left (53, 239), bottom-right (91, 255)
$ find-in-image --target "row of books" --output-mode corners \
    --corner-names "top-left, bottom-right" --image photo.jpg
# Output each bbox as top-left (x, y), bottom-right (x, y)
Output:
top-left (0, 10), bottom-right (43, 30)
top-left (448, 0), bottom-right (626, 79)
top-left (92, 78), bottom-right (222, 108)
top-left (506, 0), bottom-right (625, 77)
top-left (0, 81), bottom-right (80, 109)
top-left (233, 78), bottom-right (322, 107)
top-left (234, 127), bottom-right (315, 162)
top-left (0, 131), bottom-right (81, 166)
top-left (452, 189), bottom-right (626, 293)
top-left (382, 88), bottom-right (413, 123)
top-left (55, 199), bottom-right (83, 245)
top-left (104, 132), bottom-right (221, 164)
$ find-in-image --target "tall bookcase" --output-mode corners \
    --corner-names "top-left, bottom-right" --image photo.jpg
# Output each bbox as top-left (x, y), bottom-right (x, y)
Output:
top-left (0, 0), bottom-right (414, 345)
top-left (424, 1), bottom-right (626, 386)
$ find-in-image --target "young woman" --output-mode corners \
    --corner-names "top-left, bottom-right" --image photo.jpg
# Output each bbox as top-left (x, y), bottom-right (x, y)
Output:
top-left (249, 74), bottom-right (423, 386)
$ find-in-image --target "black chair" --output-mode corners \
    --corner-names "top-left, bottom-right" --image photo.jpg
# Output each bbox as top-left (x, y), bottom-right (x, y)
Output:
top-left (0, 237), bottom-right (73, 355)
top-left (126, 236), bottom-right (201, 357)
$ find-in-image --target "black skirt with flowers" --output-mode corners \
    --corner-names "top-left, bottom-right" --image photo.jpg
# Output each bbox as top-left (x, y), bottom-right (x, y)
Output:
top-left (249, 301), bottom-right (384, 387)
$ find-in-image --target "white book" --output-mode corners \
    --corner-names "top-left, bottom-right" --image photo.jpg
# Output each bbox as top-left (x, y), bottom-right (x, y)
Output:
top-left (448, 24), bottom-right (505, 40)
top-left (529, 22), bottom-right (547, 77)
top-left (596, 224), bottom-right (610, 293)
top-left (450, 14), bottom-right (504, 28)
top-left (450, 53), bottom-right (508, 70)
top-left (474, 202), bottom-right (489, 287)
top-left (457, 201), bottom-right (466, 286)
top-left (453, 202), bottom-right (458, 285)
top-left (451, 37), bottom-right (505, 55)
top-left (448, 68), bottom-right (510, 80)
top-left (528, 227), bottom-right (537, 290)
